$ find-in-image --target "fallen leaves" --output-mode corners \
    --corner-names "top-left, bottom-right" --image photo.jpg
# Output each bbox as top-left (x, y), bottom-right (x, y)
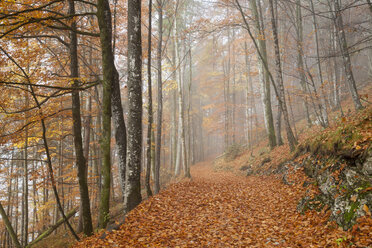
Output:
top-left (74, 163), bottom-right (372, 248)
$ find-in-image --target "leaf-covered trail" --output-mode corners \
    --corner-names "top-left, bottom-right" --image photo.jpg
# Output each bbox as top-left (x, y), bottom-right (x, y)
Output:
top-left (76, 161), bottom-right (371, 247)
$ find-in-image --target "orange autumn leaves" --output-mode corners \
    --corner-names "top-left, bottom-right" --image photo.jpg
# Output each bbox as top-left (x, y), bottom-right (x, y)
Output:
top-left (75, 162), bottom-right (371, 248)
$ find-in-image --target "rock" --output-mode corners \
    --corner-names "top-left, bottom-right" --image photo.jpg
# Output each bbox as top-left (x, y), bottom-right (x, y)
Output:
top-left (332, 196), bottom-right (349, 228)
top-left (362, 155), bottom-right (372, 176)
top-left (240, 165), bottom-right (250, 171)
top-left (318, 175), bottom-right (337, 197)
top-left (246, 165), bottom-right (253, 176)
top-left (344, 169), bottom-right (359, 187)
top-left (280, 164), bottom-right (293, 185)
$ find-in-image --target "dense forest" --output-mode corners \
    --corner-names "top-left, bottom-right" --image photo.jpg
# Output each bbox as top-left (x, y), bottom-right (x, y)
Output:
top-left (0, 0), bottom-right (371, 247)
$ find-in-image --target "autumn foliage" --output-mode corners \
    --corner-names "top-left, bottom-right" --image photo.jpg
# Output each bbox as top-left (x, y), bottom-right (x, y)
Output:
top-left (73, 161), bottom-right (371, 248)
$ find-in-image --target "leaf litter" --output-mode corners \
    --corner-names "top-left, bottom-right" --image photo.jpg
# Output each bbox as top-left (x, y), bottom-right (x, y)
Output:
top-left (74, 161), bottom-right (371, 248)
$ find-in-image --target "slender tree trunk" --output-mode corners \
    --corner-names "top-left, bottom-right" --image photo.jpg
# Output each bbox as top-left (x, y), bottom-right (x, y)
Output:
top-left (296, 0), bottom-right (312, 127)
top-left (15, 167), bottom-right (19, 236)
top-left (244, 42), bottom-right (252, 148)
top-left (310, 0), bottom-right (329, 127)
top-left (175, 123), bottom-right (181, 175)
top-left (124, 0), bottom-right (143, 213)
top-left (268, 0), bottom-right (297, 151)
top-left (287, 90), bottom-right (298, 139)
top-left (26, 207), bottom-right (78, 248)
top-left (78, 95), bottom-right (92, 232)
top-left (146, 0), bottom-right (153, 198)
top-left (223, 59), bottom-right (229, 149)
top-left (22, 94), bottom-right (29, 245)
top-left (96, 0), bottom-right (112, 229)
top-left (275, 104), bottom-right (283, 145)
top-left (5, 152), bottom-right (14, 247)
top-left (68, 0), bottom-right (93, 236)
top-left (170, 27), bottom-right (178, 174)
top-left (175, 16), bottom-right (190, 178)
top-left (154, 0), bottom-right (163, 195)
top-left (249, 0), bottom-right (276, 149)
top-left (32, 157), bottom-right (38, 241)
top-left (331, 27), bottom-right (343, 113)
top-left (231, 29), bottom-right (236, 144)
top-left (187, 43), bottom-right (192, 172)
top-left (332, 0), bottom-right (363, 110)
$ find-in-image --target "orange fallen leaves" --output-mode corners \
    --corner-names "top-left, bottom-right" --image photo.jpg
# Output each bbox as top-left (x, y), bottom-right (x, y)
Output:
top-left (74, 163), bottom-right (371, 248)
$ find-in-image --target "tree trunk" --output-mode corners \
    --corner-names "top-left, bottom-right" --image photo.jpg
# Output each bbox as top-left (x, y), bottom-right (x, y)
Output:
top-left (331, 26), bottom-right (343, 113)
top-left (244, 42), bottom-right (252, 148)
top-left (231, 29), bottom-right (236, 144)
top-left (146, 0), bottom-right (153, 198)
top-left (26, 208), bottom-right (78, 248)
top-left (96, 0), bottom-right (112, 229)
top-left (268, 0), bottom-right (297, 151)
top-left (295, 0), bottom-right (312, 127)
top-left (187, 42), bottom-right (192, 173)
top-left (78, 94), bottom-right (92, 232)
top-left (68, 0), bottom-right (93, 236)
top-left (22, 94), bottom-right (29, 246)
top-left (275, 104), bottom-right (283, 146)
top-left (310, 0), bottom-right (329, 127)
top-left (170, 27), bottom-right (178, 174)
top-left (154, 0), bottom-right (163, 195)
top-left (124, 0), bottom-right (143, 213)
top-left (175, 16), bottom-right (190, 178)
top-left (332, 0), bottom-right (363, 110)
top-left (249, 0), bottom-right (276, 149)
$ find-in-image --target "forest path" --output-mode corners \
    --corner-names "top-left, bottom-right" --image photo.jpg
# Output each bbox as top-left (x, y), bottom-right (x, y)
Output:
top-left (77, 161), bottom-right (352, 247)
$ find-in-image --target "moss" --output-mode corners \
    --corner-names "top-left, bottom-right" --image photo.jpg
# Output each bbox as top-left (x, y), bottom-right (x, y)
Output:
top-left (344, 201), bottom-right (359, 224)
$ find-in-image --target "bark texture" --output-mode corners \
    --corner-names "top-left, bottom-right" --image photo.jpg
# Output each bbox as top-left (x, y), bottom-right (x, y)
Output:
top-left (146, 0), bottom-right (153, 198)
top-left (124, 0), bottom-right (143, 213)
top-left (268, 0), bottom-right (297, 151)
top-left (97, 0), bottom-right (112, 228)
top-left (249, 0), bottom-right (276, 150)
top-left (154, 0), bottom-right (163, 194)
top-left (332, 0), bottom-right (363, 110)
top-left (68, 0), bottom-right (93, 236)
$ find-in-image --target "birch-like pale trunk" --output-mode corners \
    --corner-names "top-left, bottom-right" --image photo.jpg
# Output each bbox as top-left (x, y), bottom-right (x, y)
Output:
top-left (331, 0), bottom-right (363, 110)
top-left (249, 0), bottom-right (276, 149)
top-left (175, 15), bottom-right (190, 178)
top-left (310, 0), bottom-right (329, 127)
top-left (124, 0), bottom-right (143, 213)
top-left (268, 0), bottom-right (297, 151)
top-left (295, 0), bottom-right (312, 126)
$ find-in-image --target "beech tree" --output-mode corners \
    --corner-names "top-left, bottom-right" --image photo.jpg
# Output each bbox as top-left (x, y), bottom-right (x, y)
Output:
top-left (124, 0), bottom-right (143, 213)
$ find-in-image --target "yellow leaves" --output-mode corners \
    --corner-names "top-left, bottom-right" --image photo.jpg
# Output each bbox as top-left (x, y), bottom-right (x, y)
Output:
top-left (362, 204), bottom-right (371, 216)
top-left (163, 79), bottom-right (177, 92)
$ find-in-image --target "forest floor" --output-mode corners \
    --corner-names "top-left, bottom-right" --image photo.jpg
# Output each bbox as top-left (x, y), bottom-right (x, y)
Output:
top-left (74, 160), bottom-right (371, 248)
